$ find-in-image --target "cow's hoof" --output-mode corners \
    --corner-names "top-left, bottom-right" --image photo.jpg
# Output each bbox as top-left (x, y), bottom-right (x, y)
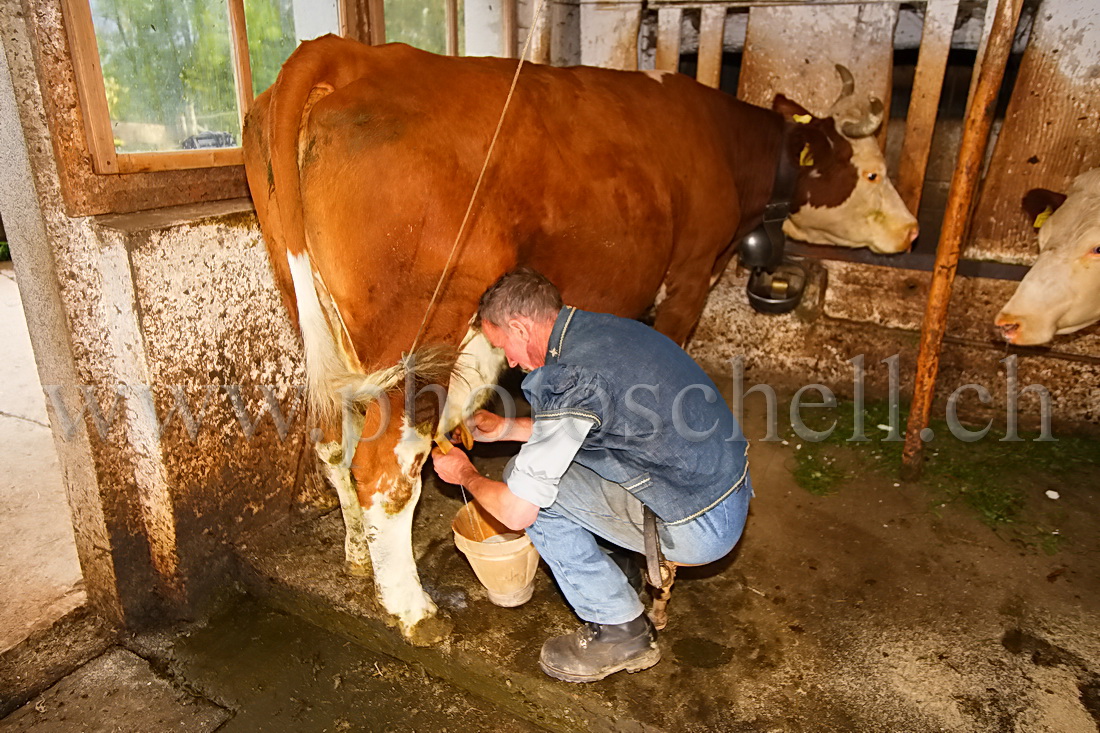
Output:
top-left (405, 613), bottom-right (453, 647)
top-left (346, 561), bottom-right (372, 577)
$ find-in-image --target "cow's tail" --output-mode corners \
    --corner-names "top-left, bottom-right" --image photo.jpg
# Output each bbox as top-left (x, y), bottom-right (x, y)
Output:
top-left (264, 36), bottom-right (380, 431)
top-left (266, 37), bottom-right (463, 455)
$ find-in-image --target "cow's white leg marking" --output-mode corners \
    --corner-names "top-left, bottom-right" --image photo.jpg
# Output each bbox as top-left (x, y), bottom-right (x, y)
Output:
top-left (287, 249), bottom-right (373, 571)
top-left (316, 439), bottom-right (371, 572)
top-left (364, 418), bottom-right (436, 631)
top-left (440, 328), bottom-right (507, 434)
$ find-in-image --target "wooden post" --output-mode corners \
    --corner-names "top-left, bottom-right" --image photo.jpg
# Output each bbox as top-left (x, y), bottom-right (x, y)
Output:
top-left (367, 0), bottom-right (386, 45)
top-left (900, 0), bottom-right (1024, 480)
top-left (696, 6), bottom-right (725, 89)
top-left (655, 8), bottom-right (682, 74)
top-left (227, 0), bottom-right (255, 120)
top-left (896, 0), bottom-right (959, 214)
top-left (445, 0), bottom-right (459, 55)
top-left (502, 0), bottom-right (518, 57)
top-left (60, 0), bottom-right (119, 174)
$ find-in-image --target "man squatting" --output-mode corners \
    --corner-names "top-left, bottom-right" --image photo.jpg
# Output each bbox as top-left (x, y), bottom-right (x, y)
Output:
top-left (432, 268), bottom-right (752, 683)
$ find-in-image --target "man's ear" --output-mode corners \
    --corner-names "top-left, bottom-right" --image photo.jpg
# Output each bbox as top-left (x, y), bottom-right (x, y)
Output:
top-left (507, 317), bottom-right (530, 341)
top-left (1022, 188), bottom-right (1068, 226)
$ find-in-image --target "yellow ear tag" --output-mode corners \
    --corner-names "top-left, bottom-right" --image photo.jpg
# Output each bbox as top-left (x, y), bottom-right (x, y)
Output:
top-left (792, 113), bottom-right (812, 124)
top-left (799, 143), bottom-right (814, 167)
top-left (1033, 206), bottom-right (1052, 230)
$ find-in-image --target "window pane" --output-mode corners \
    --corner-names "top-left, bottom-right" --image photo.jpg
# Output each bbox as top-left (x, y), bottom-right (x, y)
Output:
top-left (90, 0), bottom-right (241, 154)
top-left (245, 0), bottom-right (341, 99)
top-left (385, 0), bottom-right (448, 54)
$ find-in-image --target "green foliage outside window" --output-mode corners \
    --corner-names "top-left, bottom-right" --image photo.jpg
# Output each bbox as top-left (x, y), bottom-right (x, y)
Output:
top-left (91, 0), bottom-right (241, 153)
top-left (88, 0), bottom-right (458, 155)
top-left (385, 0), bottom-right (461, 56)
top-left (244, 0), bottom-right (298, 98)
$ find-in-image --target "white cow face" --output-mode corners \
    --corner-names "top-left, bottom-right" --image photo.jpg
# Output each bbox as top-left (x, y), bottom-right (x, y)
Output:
top-left (773, 95), bottom-right (919, 255)
top-left (996, 169), bottom-right (1100, 346)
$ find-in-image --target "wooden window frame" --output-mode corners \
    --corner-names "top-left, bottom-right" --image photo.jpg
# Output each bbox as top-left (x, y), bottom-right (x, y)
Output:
top-left (41, 0), bottom-right (503, 216)
top-left (61, 0), bottom-right (356, 175)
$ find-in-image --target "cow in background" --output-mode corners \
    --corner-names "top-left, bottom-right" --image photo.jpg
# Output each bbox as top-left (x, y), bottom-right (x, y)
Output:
top-left (242, 35), bottom-right (916, 641)
top-left (996, 168), bottom-right (1100, 345)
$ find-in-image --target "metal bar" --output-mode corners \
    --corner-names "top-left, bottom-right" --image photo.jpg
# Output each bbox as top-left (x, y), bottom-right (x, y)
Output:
top-left (784, 243), bottom-right (1031, 282)
top-left (900, 0), bottom-right (1025, 481)
top-left (655, 8), bottom-right (683, 72)
top-left (227, 0), bottom-right (254, 121)
top-left (896, 0), bottom-right (960, 214)
top-left (696, 6), bottom-right (726, 88)
top-left (646, 0), bottom-right (925, 6)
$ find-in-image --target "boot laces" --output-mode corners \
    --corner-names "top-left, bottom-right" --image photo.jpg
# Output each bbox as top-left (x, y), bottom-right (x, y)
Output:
top-left (578, 622), bottom-right (600, 648)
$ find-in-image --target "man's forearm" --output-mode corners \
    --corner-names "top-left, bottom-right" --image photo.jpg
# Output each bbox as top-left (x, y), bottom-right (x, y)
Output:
top-left (462, 470), bottom-right (539, 531)
top-left (498, 416), bottom-right (534, 443)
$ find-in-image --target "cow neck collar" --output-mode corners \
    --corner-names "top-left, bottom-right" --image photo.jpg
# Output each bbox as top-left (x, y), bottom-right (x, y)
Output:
top-left (764, 120), bottom-right (800, 228)
top-left (544, 306), bottom-right (577, 365)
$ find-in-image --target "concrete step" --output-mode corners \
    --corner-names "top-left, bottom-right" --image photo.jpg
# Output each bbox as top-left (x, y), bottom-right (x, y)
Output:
top-left (234, 469), bottom-right (804, 733)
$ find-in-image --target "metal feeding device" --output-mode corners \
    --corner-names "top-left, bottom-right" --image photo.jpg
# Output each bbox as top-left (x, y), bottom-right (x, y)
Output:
top-left (737, 133), bottom-right (808, 314)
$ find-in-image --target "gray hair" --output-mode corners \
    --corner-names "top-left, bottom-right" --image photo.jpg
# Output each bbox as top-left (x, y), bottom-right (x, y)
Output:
top-left (476, 267), bottom-right (563, 329)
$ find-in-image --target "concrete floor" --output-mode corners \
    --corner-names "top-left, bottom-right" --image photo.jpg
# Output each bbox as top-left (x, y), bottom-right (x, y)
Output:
top-left (1, 597), bottom-right (538, 733)
top-left (0, 261), bottom-right (83, 653)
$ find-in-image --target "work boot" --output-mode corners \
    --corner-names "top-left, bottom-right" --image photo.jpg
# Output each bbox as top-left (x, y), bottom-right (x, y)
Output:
top-left (539, 614), bottom-right (660, 682)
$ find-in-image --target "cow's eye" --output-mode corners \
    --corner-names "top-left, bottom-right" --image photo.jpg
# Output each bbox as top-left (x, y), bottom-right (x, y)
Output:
top-left (1092, 245), bottom-right (1100, 256)
top-left (867, 172), bottom-right (879, 182)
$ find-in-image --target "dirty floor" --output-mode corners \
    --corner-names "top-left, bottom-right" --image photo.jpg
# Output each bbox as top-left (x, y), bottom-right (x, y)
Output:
top-left (235, 397), bottom-right (1100, 733)
top-left (2, 365), bottom-right (1098, 731)
top-left (1, 596), bottom-right (540, 733)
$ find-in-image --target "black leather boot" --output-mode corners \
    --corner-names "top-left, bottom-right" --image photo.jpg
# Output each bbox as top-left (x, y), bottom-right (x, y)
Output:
top-left (539, 614), bottom-right (660, 682)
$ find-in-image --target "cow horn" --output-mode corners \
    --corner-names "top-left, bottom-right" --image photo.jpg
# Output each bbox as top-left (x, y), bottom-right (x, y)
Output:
top-left (840, 97), bottom-right (885, 138)
top-left (834, 64), bottom-right (855, 102)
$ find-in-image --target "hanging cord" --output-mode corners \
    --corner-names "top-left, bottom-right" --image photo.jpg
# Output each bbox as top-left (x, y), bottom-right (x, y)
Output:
top-left (408, 0), bottom-right (550, 356)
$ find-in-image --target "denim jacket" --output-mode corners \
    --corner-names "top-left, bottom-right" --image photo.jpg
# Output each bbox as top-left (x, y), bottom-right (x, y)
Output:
top-left (520, 307), bottom-right (749, 524)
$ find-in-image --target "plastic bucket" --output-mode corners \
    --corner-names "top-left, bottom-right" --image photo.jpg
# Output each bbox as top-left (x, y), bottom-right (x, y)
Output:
top-left (452, 502), bottom-right (540, 607)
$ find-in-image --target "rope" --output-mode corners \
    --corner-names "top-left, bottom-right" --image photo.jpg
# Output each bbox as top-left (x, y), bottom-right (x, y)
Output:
top-left (408, 0), bottom-right (550, 356)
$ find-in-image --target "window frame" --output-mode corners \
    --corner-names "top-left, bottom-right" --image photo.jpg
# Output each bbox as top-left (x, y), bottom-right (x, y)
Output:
top-left (61, 0), bottom-right (359, 174)
top-left (45, 0), bottom-right (512, 216)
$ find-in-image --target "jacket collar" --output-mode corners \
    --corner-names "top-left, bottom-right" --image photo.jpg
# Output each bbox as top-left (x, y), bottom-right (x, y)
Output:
top-left (544, 306), bottom-right (578, 365)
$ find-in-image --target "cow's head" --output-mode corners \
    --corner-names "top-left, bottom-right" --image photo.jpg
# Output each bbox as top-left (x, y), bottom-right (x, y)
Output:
top-left (773, 67), bottom-right (919, 254)
top-left (995, 169), bottom-right (1100, 345)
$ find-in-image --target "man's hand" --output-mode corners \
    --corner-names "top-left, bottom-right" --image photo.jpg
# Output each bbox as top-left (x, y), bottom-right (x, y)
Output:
top-left (468, 410), bottom-right (509, 442)
top-left (431, 446), bottom-right (479, 486)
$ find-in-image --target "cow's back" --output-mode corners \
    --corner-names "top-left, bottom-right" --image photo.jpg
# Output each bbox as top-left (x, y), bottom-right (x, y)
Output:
top-left (288, 43), bottom-right (778, 360)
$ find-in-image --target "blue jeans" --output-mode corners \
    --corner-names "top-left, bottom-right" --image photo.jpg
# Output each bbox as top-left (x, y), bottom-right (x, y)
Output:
top-left (507, 458), bottom-right (752, 625)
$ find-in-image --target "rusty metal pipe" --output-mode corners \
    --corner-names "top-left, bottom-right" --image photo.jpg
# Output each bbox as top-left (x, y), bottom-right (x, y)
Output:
top-left (900, 0), bottom-right (1024, 481)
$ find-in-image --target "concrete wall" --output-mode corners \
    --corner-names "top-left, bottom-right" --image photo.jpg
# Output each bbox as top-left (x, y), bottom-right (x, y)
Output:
top-left (688, 263), bottom-right (1099, 432)
top-left (0, 0), bottom-right (308, 626)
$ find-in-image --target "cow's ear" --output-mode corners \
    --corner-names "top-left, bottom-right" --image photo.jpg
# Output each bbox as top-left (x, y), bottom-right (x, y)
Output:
top-left (1022, 188), bottom-right (1068, 226)
top-left (786, 122), bottom-right (837, 171)
top-left (772, 94), bottom-right (815, 123)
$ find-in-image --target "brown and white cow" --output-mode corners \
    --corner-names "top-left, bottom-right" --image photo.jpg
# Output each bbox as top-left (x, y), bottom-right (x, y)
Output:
top-left (996, 168), bottom-right (1100, 345)
top-left (242, 35), bottom-right (916, 641)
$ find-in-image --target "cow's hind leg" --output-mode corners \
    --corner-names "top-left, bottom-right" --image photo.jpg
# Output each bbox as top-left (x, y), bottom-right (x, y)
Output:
top-left (355, 418), bottom-right (449, 644)
top-left (316, 431), bottom-right (371, 576)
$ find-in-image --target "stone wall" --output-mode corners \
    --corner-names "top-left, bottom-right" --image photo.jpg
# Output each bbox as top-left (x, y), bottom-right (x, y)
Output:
top-left (0, 0), bottom-right (307, 624)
